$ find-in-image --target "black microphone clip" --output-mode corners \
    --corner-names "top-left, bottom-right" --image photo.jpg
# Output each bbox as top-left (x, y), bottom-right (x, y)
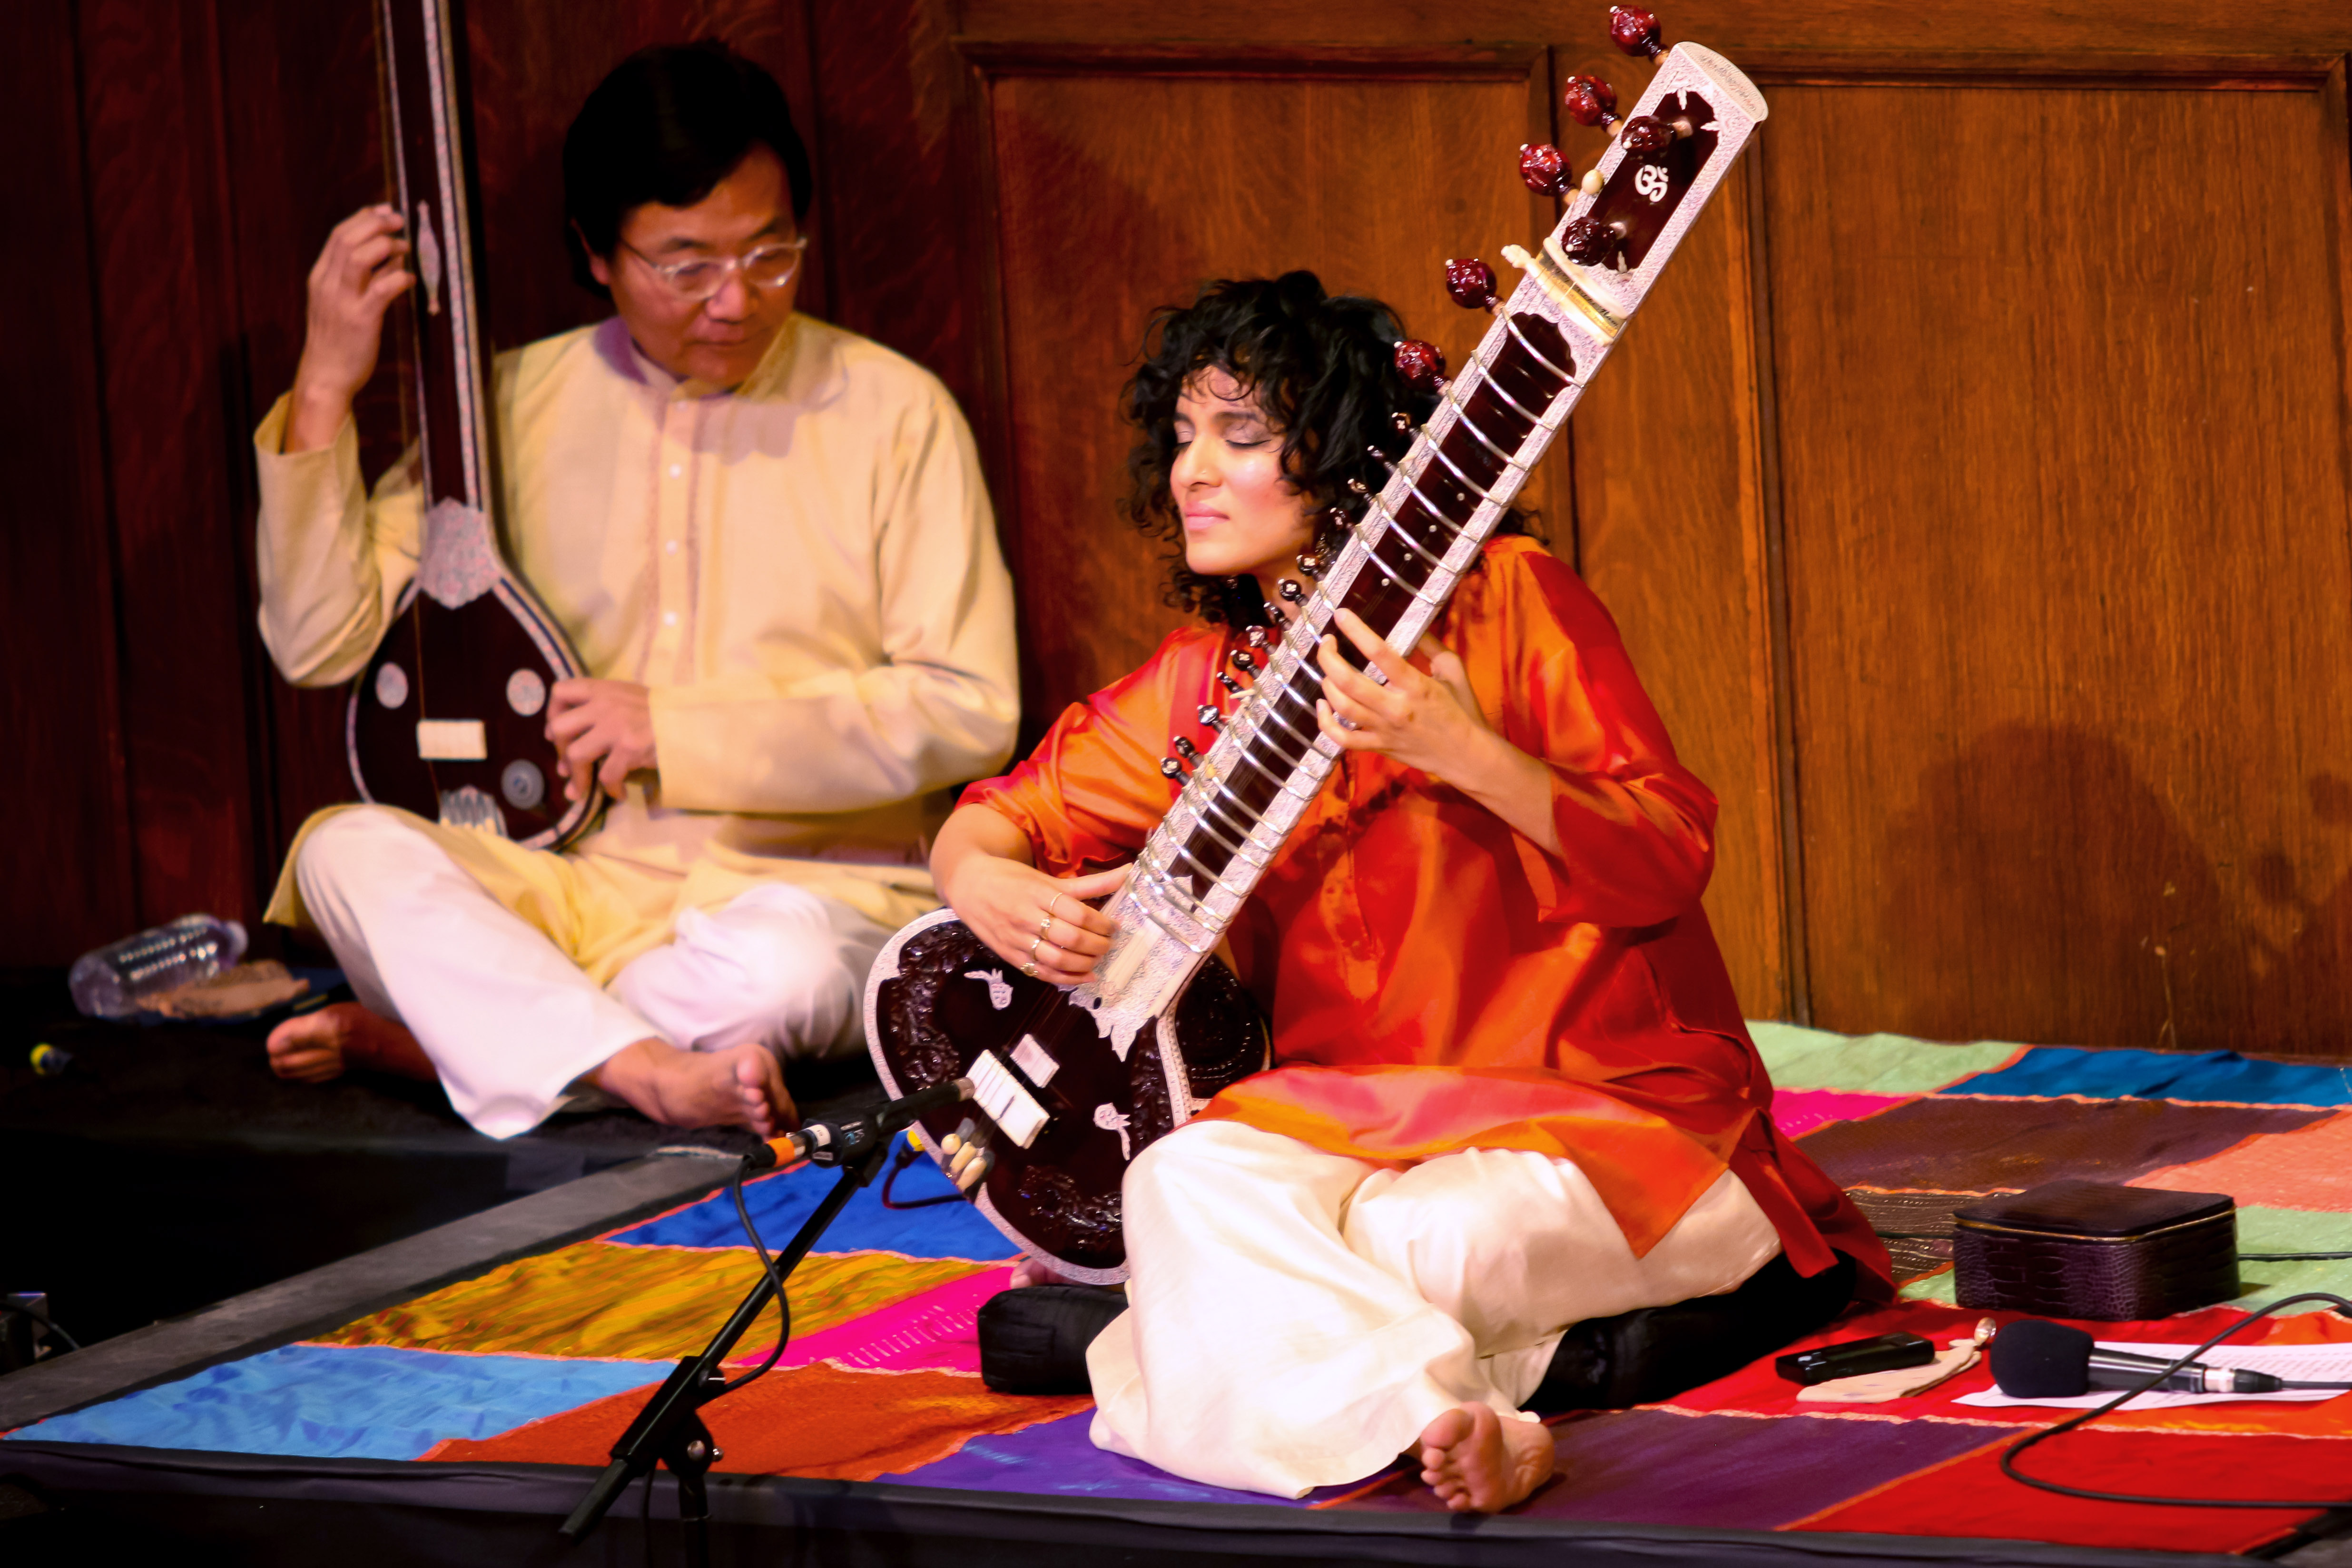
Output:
top-left (742, 1078), bottom-right (974, 1174)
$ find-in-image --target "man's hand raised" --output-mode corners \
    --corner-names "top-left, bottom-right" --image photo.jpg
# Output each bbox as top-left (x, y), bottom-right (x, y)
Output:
top-left (285, 205), bottom-right (413, 453)
top-left (546, 679), bottom-right (658, 802)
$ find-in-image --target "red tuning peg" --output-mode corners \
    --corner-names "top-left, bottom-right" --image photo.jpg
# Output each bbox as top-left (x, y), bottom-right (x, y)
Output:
top-left (1393, 339), bottom-right (1447, 394)
top-left (1444, 257), bottom-right (1497, 310)
top-left (1609, 6), bottom-right (1664, 58)
top-left (1519, 142), bottom-right (1572, 197)
top-left (1619, 116), bottom-right (1675, 154)
top-left (1563, 74), bottom-right (1618, 128)
top-left (1562, 215), bottom-right (1617, 266)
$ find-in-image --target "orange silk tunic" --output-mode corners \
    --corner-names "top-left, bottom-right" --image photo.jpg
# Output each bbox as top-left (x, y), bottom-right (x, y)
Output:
top-left (966, 538), bottom-right (1888, 1298)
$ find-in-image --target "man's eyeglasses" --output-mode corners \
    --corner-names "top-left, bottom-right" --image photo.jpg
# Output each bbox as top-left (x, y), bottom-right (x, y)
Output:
top-left (621, 236), bottom-right (808, 301)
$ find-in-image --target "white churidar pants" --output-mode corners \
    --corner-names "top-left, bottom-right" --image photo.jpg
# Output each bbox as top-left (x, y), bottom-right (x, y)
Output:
top-left (1086, 1118), bottom-right (1782, 1498)
top-left (293, 808), bottom-right (891, 1138)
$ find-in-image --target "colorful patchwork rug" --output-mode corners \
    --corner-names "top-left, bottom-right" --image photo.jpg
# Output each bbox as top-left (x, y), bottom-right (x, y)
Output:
top-left (16, 1023), bottom-right (2352, 1554)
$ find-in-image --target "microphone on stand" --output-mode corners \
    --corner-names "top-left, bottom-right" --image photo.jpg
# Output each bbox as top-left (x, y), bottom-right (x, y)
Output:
top-left (743, 1078), bottom-right (974, 1172)
top-left (1988, 1319), bottom-right (2346, 1397)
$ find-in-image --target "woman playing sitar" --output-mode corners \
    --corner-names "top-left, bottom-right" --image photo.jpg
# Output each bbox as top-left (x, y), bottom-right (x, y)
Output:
top-left (929, 274), bottom-right (1886, 1510)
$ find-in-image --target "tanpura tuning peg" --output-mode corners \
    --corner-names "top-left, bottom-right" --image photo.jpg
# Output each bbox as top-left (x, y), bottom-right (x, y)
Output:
top-left (1562, 74), bottom-right (1618, 129)
top-left (1444, 257), bottom-right (1497, 311)
top-left (1562, 215), bottom-right (1621, 266)
top-left (1278, 579), bottom-right (1305, 603)
top-left (1197, 704), bottom-right (1223, 728)
top-left (1619, 115), bottom-right (1675, 154)
top-left (1609, 5), bottom-right (1664, 59)
top-left (1393, 338), bottom-right (1446, 395)
top-left (1519, 143), bottom-right (1573, 198)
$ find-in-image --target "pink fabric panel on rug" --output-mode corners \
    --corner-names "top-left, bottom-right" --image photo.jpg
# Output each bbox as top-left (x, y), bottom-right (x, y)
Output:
top-left (1772, 1090), bottom-right (1914, 1140)
top-left (731, 1266), bottom-right (1015, 1375)
top-left (2132, 1109), bottom-right (2352, 1210)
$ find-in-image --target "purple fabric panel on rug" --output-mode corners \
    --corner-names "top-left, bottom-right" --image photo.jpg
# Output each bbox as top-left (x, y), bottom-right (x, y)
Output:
top-left (1338, 1410), bottom-right (1997, 1527)
top-left (1770, 1090), bottom-right (1914, 1140)
top-left (884, 1410), bottom-right (1380, 1507)
top-left (1795, 1095), bottom-right (2329, 1193)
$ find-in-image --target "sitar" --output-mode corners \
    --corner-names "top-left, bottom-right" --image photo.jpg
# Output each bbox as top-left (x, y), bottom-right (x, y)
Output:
top-left (346, 0), bottom-right (602, 848)
top-left (871, 9), bottom-right (1766, 1282)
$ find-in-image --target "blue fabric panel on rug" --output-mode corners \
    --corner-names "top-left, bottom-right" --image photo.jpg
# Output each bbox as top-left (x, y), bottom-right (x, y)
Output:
top-left (1, 1344), bottom-right (663, 1460)
top-left (610, 1139), bottom-right (1017, 1259)
top-left (885, 1410), bottom-right (1364, 1505)
top-left (1949, 1047), bottom-right (2352, 1107)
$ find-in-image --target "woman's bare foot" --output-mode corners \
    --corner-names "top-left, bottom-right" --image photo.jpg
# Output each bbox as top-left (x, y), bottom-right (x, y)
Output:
top-left (1417, 1403), bottom-right (1555, 1513)
top-left (590, 1038), bottom-right (795, 1136)
top-left (266, 1002), bottom-right (435, 1084)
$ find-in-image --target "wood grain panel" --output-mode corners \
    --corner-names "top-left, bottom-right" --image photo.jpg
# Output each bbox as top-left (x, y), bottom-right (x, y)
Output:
top-left (75, 0), bottom-right (262, 932)
top-left (1769, 79), bottom-right (2352, 1054)
top-left (0, 0), bottom-right (137, 961)
top-left (977, 54), bottom-right (1553, 736)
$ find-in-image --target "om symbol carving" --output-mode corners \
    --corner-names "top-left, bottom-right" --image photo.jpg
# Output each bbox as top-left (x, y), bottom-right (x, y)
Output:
top-left (1634, 164), bottom-right (1670, 204)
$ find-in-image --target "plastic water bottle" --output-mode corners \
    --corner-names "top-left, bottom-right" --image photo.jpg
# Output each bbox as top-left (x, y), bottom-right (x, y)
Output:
top-left (68, 914), bottom-right (248, 1019)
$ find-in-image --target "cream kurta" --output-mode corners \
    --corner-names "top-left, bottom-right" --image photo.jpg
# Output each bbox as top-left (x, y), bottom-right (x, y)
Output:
top-left (254, 312), bottom-right (1017, 980)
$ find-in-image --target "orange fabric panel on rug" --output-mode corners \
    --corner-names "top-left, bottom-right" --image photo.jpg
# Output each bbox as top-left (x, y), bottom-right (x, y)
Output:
top-left (311, 1242), bottom-right (986, 1361)
top-left (2133, 1110), bottom-right (2352, 1212)
top-left (423, 1361), bottom-right (1092, 1481)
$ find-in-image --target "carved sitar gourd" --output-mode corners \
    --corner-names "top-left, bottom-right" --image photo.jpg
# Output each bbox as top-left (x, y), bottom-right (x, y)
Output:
top-left (346, 0), bottom-right (602, 848)
top-left (870, 9), bottom-right (1768, 1282)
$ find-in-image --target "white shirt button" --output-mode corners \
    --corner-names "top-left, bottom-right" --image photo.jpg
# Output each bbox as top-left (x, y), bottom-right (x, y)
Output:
top-left (663, 611), bottom-right (679, 626)
top-left (668, 463), bottom-right (683, 479)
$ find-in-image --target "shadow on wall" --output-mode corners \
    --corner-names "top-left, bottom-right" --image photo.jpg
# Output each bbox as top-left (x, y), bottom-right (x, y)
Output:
top-left (1867, 723), bottom-right (2352, 1056)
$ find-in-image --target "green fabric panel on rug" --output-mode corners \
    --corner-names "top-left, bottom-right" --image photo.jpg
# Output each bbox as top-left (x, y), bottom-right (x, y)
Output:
top-left (1751, 1022), bottom-right (2027, 1095)
top-left (2230, 1207), bottom-right (2352, 1314)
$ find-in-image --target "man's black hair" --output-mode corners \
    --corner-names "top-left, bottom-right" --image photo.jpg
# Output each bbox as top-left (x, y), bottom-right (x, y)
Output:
top-left (1122, 272), bottom-right (1528, 627)
top-left (563, 41), bottom-right (814, 298)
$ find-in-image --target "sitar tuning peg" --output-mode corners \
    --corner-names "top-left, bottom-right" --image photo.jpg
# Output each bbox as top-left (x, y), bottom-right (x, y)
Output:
top-left (1563, 74), bottom-right (1619, 129)
top-left (1444, 257), bottom-right (1498, 311)
top-left (1297, 552), bottom-right (1323, 579)
top-left (1197, 704), bottom-right (1223, 728)
top-left (1390, 412), bottom-right (1414, 434)
top-left (1347, 477), bottom-right (1369, 496)
top-left (1160, 756), bottom-right (1188, 779)
top-left (1268, 605), bottom-right (1289, 628)
top-left (1562, 215), bottom-right (1622, 266)
top-left (1609, 5), bottom-right (1665, 59)
top-left (1245, 625), bottom-right (1270, 648)
top-left (1172, 736), bottom-right (1199, 762)
top-left (1619, 116), bottom-right (1675, 154)
top-left (1393, 339), bottom-right (1447, 395)
top-left (1230, 649), bottom-right (1258, 672)
top-left (1519, 143), bottom-right (1573, 198)
top-left (1278, 579), bottom-right (1305, 603)
top-left (1216, 671), bottom-right (1243, 694)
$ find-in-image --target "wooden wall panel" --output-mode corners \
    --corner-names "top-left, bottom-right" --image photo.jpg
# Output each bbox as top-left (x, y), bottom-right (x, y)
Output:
top-left (974, 51), bottom-right (1555, 734)
top-left (1769, 76), bottom-right (2352, 1055)
top-left (0, 0), bottom-right (137, 963)
top-left (75, 0), bottom-right (261, 934)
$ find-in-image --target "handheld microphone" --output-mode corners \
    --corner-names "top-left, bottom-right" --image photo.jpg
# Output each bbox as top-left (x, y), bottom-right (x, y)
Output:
top-left (744, 1077), bottom-right (974, 1173)
top-left (1990, 1319), bottom-right (2296, 1397)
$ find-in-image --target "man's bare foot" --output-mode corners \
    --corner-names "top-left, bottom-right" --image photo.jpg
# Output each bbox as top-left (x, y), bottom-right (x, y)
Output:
top-left (1417, 1403), bottom-right (1555, 1513)
top-left (266, 1002), bottom-right (435, 1084)
top-left (590, 1038), bottom-right (795, 1136)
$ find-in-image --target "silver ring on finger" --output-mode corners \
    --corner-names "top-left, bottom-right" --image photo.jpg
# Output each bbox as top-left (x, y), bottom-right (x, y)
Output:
top-left (1046, 890), bottom-right (1064, 917)
top-left (1022, 959), bottom-right (1038, 978)
top-left (1036, 911), bottom-right (1054, 938)
top-left (1028, 934), bottom-right (1046, 960)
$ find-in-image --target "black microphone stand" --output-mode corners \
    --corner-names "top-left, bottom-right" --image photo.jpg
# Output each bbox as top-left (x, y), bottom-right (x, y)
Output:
top-left (557, 1083), bottom-right (965, 1562)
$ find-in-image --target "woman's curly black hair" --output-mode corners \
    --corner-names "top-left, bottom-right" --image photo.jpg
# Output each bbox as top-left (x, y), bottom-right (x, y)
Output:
top-left (1121, 271), bottom-right (1528, 627)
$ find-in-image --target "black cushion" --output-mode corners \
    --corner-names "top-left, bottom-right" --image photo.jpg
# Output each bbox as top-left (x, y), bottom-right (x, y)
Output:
top-left (976, 1252), bottom-right (1860, 1405)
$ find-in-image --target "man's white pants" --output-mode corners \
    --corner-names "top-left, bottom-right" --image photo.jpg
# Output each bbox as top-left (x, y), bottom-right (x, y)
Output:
top-left (294, 808), bottom-right (891, 1137)
top-left (1086, 1119), bottom-right (1783, 1498)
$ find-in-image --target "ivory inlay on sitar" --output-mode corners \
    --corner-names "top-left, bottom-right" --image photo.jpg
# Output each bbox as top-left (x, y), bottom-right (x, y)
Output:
top-left (346, 0), bottom-right (602, 848)
top-left (871, 8), bottom-right (1767, 1282)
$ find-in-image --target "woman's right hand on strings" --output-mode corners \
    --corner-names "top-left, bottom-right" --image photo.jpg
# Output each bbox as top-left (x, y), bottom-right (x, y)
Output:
top-left (285, 205), bottom-right (413, 453)
top-left (945, 857), bottom-right (1127, 986)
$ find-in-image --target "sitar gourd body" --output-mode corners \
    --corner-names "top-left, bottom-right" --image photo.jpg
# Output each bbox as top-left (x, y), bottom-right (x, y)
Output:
top-left (348, 0), bottom-right (601, 850)
top-left (871, 31), bottom-right (1767, 1282)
